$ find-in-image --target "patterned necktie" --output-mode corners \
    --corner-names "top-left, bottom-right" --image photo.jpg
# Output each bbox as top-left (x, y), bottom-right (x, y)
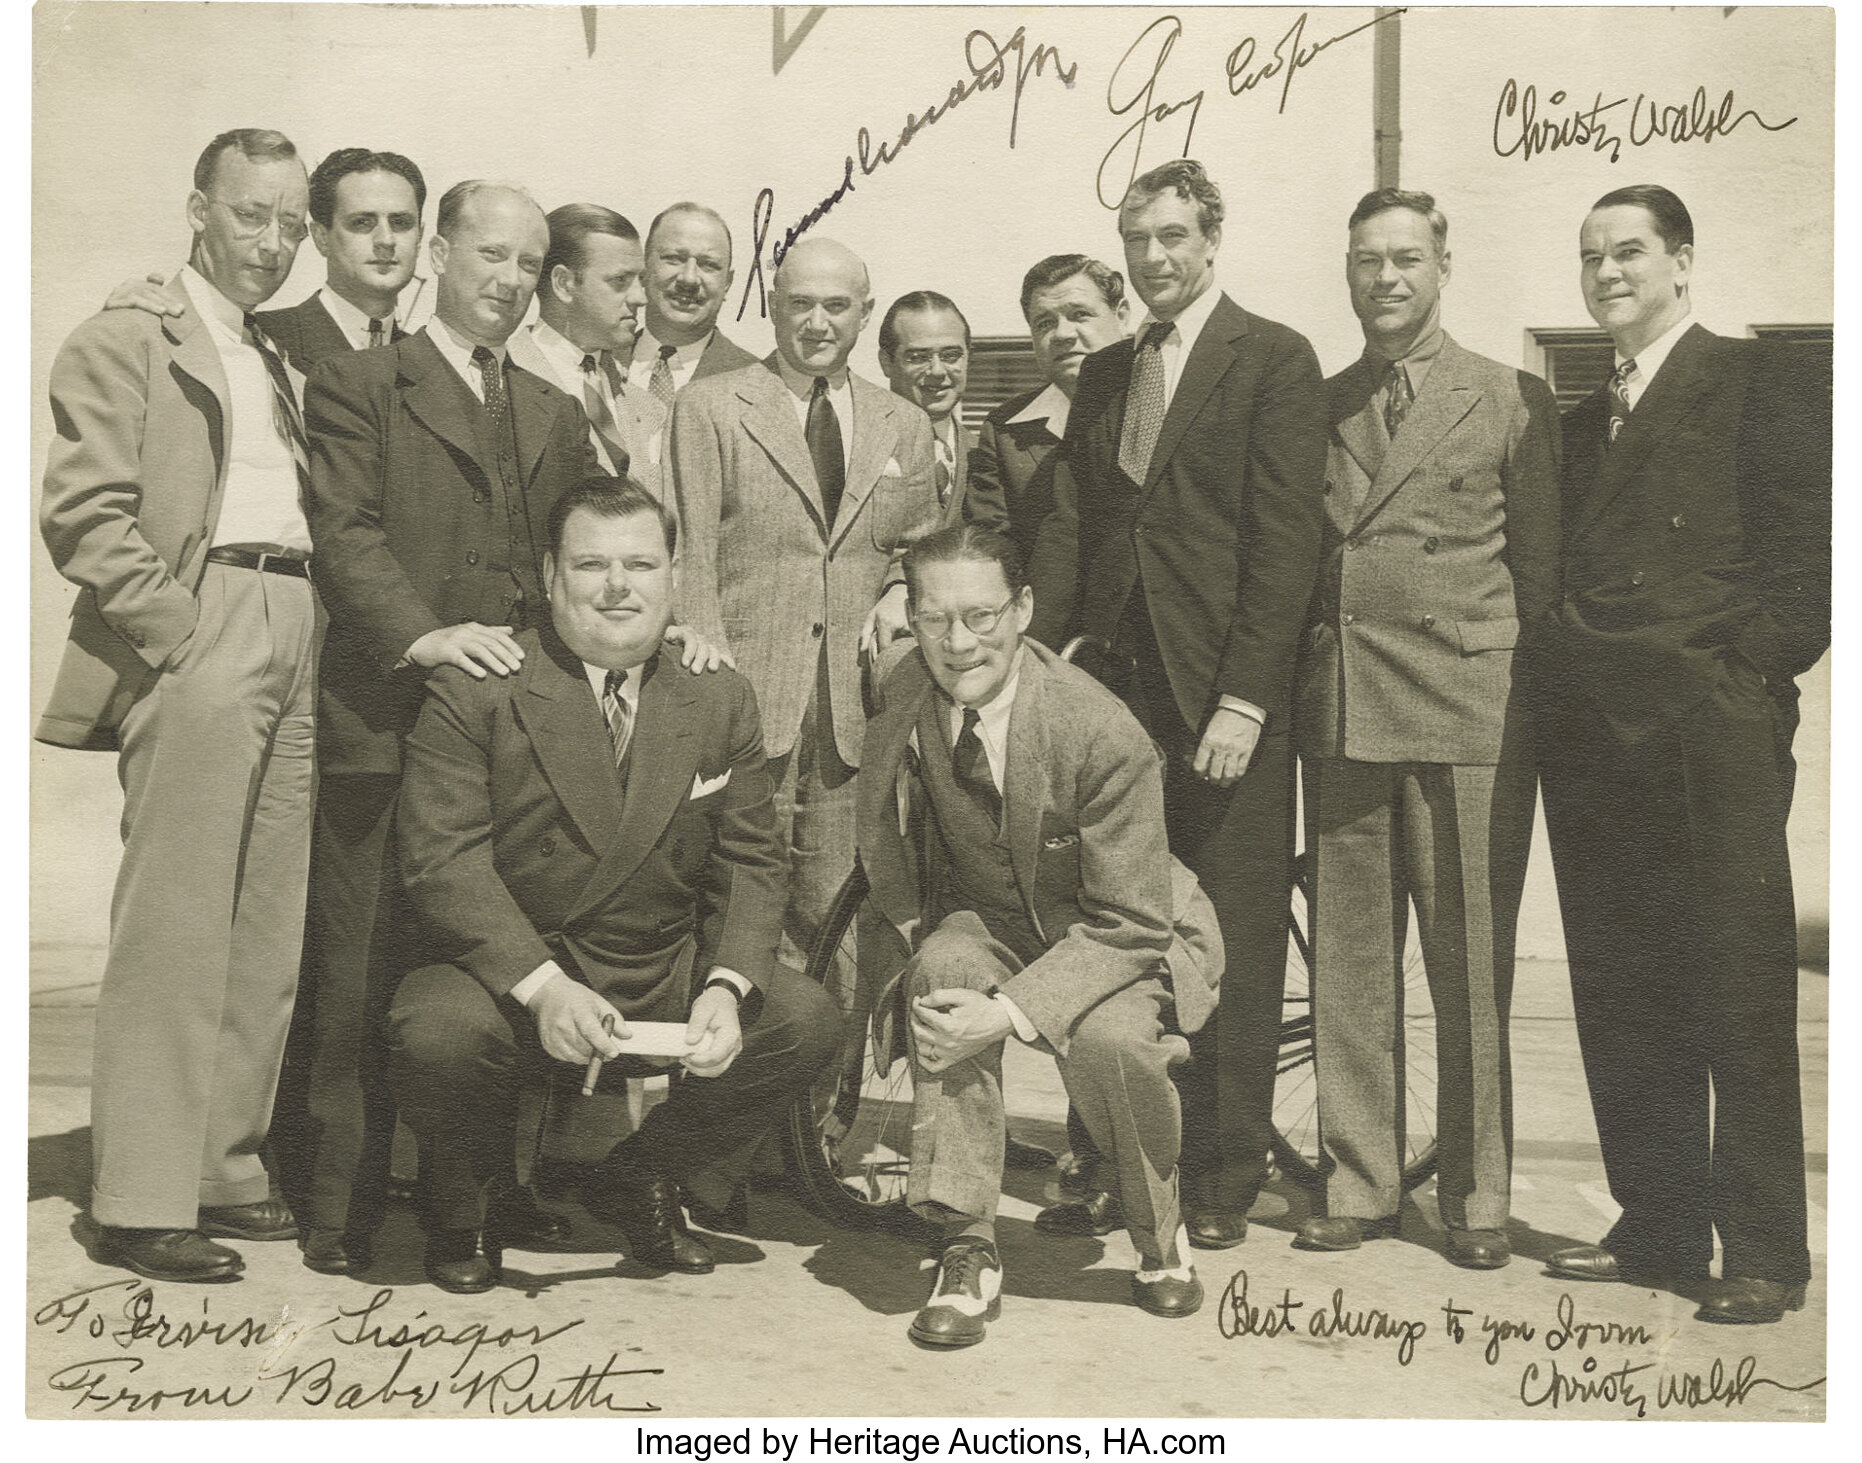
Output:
top-left (1607, 358), bottom-right (1637, 445)
top-left (580, 352), bottom-right (634, 475)
top-left (471, 345), bottom-right (509, 429)
top-left (602, 669), bottom-right (634, 765)
top-left (243, 314), bottom-right (311, 495)
top-left (650, 344), bottom-right (678, 413)
top-left (934, 433), bottom-right (954, 509)
top-left (368, 317), bottom-right (387, 349)
top-left (1382, 360), bottom-right (1414, 441)
top-left (953, 707), bottom-right (1002, 823)
top-left (806, 375), bottom-right (846, 527)
top-left (1117, 321), bottom-right (1172, 485)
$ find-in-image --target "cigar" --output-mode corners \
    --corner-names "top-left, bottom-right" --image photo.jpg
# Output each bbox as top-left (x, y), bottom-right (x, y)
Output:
top-left (581, 1013), bottom-right (618, 1096)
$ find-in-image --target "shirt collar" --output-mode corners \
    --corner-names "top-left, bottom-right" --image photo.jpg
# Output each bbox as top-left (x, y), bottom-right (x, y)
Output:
top-left (1139, 276), bottom-right (1223, 355)
top-left (582, 659), bottom-right (644, 708)
top-left (531, 317), bottom-right (599, 375)
top-left (317, 286), bottom-right (394, 345)
top-left (774, 350), bottom-right (851, 401)
top-left (1364, 320), bottom-right (1446, 371)
top-left (1006, 380), bottom-right (1071, 438)
top-left (1617, 311), bottom-right (1692, 382)
top-left (635, 325), bottom-right (709, 373)
top-left (178, 264), bottom-right (246, 338)
top-left (425, 317), bottom-right (505, 383)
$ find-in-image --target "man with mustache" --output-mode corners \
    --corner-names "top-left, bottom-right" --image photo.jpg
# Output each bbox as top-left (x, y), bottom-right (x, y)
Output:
top-left (1290, 189), bottom-right (1560, 1270)
top-left (39, 129), bottom-right (319, 1282)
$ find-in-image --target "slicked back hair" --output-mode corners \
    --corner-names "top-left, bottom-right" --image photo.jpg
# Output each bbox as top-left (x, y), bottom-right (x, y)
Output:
top-left (1123, 158), bottom-right (1224, 237)
top-left (1347, 188), bottom-right (1449, 256)
top-left (1590, 184), bottom-right (1695, 252)
top-left (878, 291), bottom-right (970, 357)
top-left (308, 147), bottom-right (427, 229)
top-left (546, 476), bottom-right (678, 560)
top-left (1019, 254), bottom-right (1126, 320)
top-left (540, 203), bottom-right (641, 303)
top-left (903, 523), bottom-right (1027, 603)
top-left (193, 128), bottom-right (299, 192)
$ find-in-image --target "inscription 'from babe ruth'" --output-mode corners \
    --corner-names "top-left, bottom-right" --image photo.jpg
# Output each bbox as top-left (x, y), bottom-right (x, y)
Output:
top-left (1214, 1271), bottom-right (1827, 1418)
top-left (1492, 79), bottom-right (1797, 163)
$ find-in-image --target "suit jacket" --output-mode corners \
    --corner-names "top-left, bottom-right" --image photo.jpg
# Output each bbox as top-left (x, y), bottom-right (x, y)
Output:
top-left (507, 322), bottom-right (657, 487)
top-left (304, 330), bottom-right (598, 776)
top-left (39, 278), bottom-right (236, 749)
top-left (857, 641), bottom-right (1222, 1061)
top-left (1028, 292), bottom-right (1328, 732)
top-left (253, 292), bottom-right (399, 375)
top-left (395, 627), bottom-right (787, 1018)
top-left (689, 328), bottom-right (760, 382)
top-left (966, 384), bottom-right (1061, 560)
top-left (668, 357), bottom-right (940, 764)
top-left (1551, 323), bottom-right (1831, 739)
top-left (1295, 334), bottom-right (1561, 764)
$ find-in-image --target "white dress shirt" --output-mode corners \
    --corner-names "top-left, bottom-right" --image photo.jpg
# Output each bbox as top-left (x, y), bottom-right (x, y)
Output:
top-left (773, 353), bottom-right (855, 476)
top-left (424, 318), bottom-right (506, 403)
top-left (1007, 380), bottom-right (1071, 440)
top-left (179, 266), bottom-right (310, 552)
top-left (627, 326), bottom-right (712, 396)
top-left (1616, 311), bottom-right (1693, 409)
top-left (510, 659), bottom-right (751, 1009)
top-left (316, 287), bottom-right (396, 351)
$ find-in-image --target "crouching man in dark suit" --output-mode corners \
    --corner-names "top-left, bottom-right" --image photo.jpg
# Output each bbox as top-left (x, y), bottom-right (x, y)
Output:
top-left (859, 524), bottom-right (1224, 1347)
top-left (387, 477), bottom-right (841, 1292)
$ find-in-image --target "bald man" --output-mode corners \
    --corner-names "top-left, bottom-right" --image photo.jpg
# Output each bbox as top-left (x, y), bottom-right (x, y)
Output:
top-left (671, 237), bottom-right (940, 965)
top-left (297, 180), bottom-right (598, 1274)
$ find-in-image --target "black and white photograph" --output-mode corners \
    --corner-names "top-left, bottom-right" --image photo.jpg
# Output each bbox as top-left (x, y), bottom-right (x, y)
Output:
top-left (23, 1), bottom-right (1835, 1427)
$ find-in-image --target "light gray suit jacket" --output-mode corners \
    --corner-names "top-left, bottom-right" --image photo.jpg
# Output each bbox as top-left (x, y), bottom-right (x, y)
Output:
top-left (858, 641), bottom-right (1222, 1061)
top-left (669, 357), bottom-right (940, 764)
top-left (1295, 333), bottom-right (1561, 765)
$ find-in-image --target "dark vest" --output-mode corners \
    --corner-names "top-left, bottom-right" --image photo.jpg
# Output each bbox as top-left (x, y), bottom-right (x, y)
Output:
top-left (916, 695), bottom-right (1044, 965)
top-left (464, 362), bottom-right (543, 621)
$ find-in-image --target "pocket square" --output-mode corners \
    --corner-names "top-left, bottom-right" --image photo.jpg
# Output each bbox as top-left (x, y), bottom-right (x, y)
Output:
top-left (881, 457), bottom-right (903, 478)
top-left (689, 768), bottom-right (732, 799)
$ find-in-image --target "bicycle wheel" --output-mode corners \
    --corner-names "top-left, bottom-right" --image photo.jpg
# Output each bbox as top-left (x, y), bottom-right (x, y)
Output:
top-left (783, 863), bottom-right (920, 1228)
top-left (1270, 852), bottom-right (1439, 1192)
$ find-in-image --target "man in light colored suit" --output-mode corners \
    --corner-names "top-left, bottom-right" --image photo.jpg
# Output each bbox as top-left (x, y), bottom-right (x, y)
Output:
top-left (670, 236), bottom-right (940, 959)
top-left (1291, 189), bottom-right (1560, 1269)
top-left (878, 290), bottom-right (975, 526)
top-left (859, 525), bottom-right (1222, 1347)
top-left (968, 255), bottom-right (1132, 563)
top-left (38, 128), bottom-right (318, 1282)
top-left (507, 202), bottom-right (661, 487)
top-left (388, 478), bottom-right (839, 1292)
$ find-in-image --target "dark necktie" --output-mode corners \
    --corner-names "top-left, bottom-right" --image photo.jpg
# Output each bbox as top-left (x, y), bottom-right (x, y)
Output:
top-left (1607, 359), bottom-right (1637, 445)
top-left (471, 345), bottom-right (509, 429)
top-left (650, 344), bottom-right (678, 413)
top-left (953, 707), bottom-right (1002, 824)
top-left (368, 317), bottom-right (388, 349)
top-left (1117, 320), bottom-right (1172, 485)
top-left (580, 352), bottom-right (634, 475)
top-left (602, 669), bottom-right (634, 765)
top-left (806, 375), bottom-right (845, 527)
top-left (243, 314), bottom-right (311, 495)
top-left (1383, 360), bottom-right (1414, 441)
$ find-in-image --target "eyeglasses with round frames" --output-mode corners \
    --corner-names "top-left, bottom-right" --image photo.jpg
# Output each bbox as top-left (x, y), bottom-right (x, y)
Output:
top-left (909, 595), bottom-right (1019, 640)
top-left (206, 197), bottom-right (309, 245)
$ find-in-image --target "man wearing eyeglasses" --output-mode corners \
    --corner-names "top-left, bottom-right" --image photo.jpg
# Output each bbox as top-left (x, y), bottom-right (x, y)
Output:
top-left (38, 129), bottom-right (319, 1283)
top-left (857, 524), bottom-right (1223, 1348)
top-left (878, 292), bottom-right (975, 528)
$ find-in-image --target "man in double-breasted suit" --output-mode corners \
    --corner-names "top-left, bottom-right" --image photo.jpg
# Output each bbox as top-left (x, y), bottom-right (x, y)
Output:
top-left (967, 253), bottom-right (1132, 563)
top-left (1539, 186), bottom-right (1829, 1325)
top-left (670, 236), bottom-right (940, 961)
top-left (38, 129), bottom-right (318, 1283)
top-left (857, 525), bottom-right (1222, 1347)
top-left (1292, 190), bottom-right (1560, 1269)
top-left (296, 180), bottom-right (598, 1275)
top-left (878, 290), bottom-right (976, 527)
top-left (388, 479), bottom-right (839, 1292)
top-left (1029, 160), bottom-right (1327, 1247)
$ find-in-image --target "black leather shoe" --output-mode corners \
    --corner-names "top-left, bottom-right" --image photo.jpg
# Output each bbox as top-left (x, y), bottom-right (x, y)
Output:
top-left (909, 1238), bottom-right (1002, 1348)
top-left (1186, 1208), bottom-right (1250, 1250)
top-left (585, 1169), bottom-right (715, 1273)
top-left (95, 1227), bottom-right (244, 1283)
top-left (686, 1185), bottom-right (750, 1235)
top-left (1445, 1228), bottom-right (1510, 1270)
top-left (301, 1228), bottom-right (372, 1276)
top-left (198, 1197), bottom-right (298, 1241)
top-left (1292, 1215), bottom-right (1398, 1251)
top-left (1696, 1277), bottom-right (1808, 1325)
top-left (487, 1185), bottom-right (572, 1249)
top-left (1131, 1268), bottom-right (1204, 1318)
top-left (1057, 1152), bottom-right (1101, 1197)
top-left (1003, 1135), bottom-right (1056, 1171)
top-left (424, 1228), bottom-right (501, 1294)
top-left (1544, 1243), bottom-right (1706, 1288)
top-left (1035, 1188), bottom-right (1124, 1237)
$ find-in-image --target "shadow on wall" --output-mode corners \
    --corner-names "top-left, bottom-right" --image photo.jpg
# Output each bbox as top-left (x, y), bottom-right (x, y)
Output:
top-left (1799, 918), bottom-right (1828, 974)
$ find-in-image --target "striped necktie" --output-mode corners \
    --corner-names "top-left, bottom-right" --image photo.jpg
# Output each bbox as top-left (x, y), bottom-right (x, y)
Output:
top-left (243, 314), bottom-right (311, 495)
top-left (602, 669), bottom-right (634, 765)
top-left (580, 352), bottom-right (634, 475)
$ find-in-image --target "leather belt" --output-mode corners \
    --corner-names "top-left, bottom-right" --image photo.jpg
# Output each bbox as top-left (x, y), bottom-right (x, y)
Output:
top-left (205, 545), bottom-right (312, 578)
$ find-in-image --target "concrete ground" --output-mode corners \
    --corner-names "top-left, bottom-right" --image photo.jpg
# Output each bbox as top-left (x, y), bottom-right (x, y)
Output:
top-left (26, 961), bottom-right (1827, 1422)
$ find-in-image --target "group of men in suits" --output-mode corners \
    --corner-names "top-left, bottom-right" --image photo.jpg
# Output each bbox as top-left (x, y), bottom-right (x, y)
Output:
top-left (38, 127), bottom-right (1825, 1333)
